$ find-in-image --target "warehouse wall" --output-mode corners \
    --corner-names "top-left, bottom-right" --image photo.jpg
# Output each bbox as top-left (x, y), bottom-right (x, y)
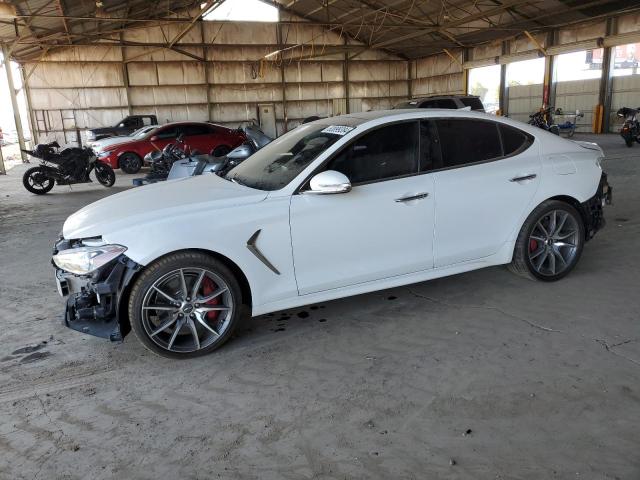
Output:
top-left (23, 15), bottom-right (408, 145)
top-left (508, 84), bottom-right (543, 124)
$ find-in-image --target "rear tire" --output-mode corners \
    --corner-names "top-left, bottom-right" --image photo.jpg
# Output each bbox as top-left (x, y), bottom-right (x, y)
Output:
top-left (128, 252), bottom-right (243, 359)
top-left (119, 153), bottom-right (143, 174)
top-left (509, 200), bottom-right (585, 282)
top-left (22, 167), bottom-right (54, 194)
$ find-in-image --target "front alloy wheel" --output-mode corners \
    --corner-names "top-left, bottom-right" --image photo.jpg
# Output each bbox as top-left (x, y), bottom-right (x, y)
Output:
top-left (509, 200), bottom-right (585, 281)
top-left (129, 252), bottom-right (242, 358)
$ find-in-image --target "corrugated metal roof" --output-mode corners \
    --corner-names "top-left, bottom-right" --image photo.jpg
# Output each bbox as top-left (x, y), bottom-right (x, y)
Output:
top-left (1, 0), bottom-right (639, 62)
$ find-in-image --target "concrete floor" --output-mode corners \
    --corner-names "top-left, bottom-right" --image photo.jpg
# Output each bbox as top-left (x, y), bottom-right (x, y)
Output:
top-left (0, 134), bottom-right (638, 479)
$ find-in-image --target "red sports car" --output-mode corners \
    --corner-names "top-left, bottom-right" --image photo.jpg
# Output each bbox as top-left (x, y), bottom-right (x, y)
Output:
top-left (95, 121), bottom-right (245, 173)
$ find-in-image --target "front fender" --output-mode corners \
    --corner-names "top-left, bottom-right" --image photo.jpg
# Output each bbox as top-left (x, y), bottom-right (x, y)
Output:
top-left (102, 196), bottom-right (298, 310)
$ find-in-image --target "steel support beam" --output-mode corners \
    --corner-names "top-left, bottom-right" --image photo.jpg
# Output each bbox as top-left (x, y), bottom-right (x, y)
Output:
top-left (0, 136), bottom-right (5, 174)
top-left (1, 44), bottom-right (28, 163)
top-left (600, 17), bottom-right (616, 133)
top-left (499, 40), bottom-right (509, 116)
top-left (276, 23), bottom-right (288, 134)
top-left (343, 36), bottom-right (350, 113)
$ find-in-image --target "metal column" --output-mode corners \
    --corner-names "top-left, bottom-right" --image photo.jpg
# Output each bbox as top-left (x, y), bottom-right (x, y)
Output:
top-left (2, 43), bottom-right (28, 163)
top-left (600, 17), bottom-right (616, 133)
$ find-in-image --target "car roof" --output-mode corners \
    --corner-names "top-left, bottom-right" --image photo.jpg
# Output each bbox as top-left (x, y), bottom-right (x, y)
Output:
top-left (312, 109), bottom-right (539, 133)
top-left (155, 121), bottom-right (229, 130)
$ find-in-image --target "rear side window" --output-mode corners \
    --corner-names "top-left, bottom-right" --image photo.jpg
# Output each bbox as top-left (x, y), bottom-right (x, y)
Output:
top-left (328, 122), bottom-right (418, 185)
top-left (181, 124), bottom-right (210, 136)
top-left (435, 119), bottom-right (502, 168)
top-left (155, 126), bottom-right (177, 139)
top-left (460, 97), bottom-right (484, 111)
top-left (499, 124), bottom-right (533, 156)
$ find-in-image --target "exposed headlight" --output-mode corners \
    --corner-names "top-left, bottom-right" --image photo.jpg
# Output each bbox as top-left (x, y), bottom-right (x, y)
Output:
top-left (53, 245), bottom-right (127, 275)
top-left (97, 151), bottom-right (111, 158)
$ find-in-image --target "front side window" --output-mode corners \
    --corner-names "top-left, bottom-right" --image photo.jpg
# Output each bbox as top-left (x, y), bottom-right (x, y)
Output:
top-left (226, 123), bottom-right (346, 191)
top-left (436, 119), bottom-right (502, 168)
top-left (327, 122), bottom-right (418, 185)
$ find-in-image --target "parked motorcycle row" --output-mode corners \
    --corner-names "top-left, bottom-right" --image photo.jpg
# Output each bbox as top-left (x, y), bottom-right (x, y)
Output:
top-left (21, 142), bottom-right (115, 194)
top-left (617, 107), bottom-right (640, 147)
top-left (132, 124), bottom-right (272, 186)
top-left (526, 105), bottom-right (639, 147)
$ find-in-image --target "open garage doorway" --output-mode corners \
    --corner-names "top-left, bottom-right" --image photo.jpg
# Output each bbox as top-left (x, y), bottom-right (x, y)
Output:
top-left (506, 57), bottom-right (545, 123)
top-left (0, 51), bottom-right (32, 172)
top-left (468, 65), bottom-right (501, 114)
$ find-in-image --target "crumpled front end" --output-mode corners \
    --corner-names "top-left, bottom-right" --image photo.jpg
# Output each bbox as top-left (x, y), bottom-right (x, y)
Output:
top-left (53, 237), bottom-right (140, 342)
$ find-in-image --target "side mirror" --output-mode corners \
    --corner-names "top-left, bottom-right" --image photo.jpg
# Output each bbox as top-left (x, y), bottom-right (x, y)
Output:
top-left (306, 170), bottom-right (351, 195)
top-left (150, 135), bottom-right (158, 142)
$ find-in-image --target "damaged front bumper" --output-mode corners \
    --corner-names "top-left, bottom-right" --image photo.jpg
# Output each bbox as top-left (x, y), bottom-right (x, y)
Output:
top-left (53, 238), bottom-right (140, 342)
top-left (581, 171), bottom-right (612, 240)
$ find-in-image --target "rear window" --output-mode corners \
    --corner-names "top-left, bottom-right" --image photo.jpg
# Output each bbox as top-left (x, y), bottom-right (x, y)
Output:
top-left (421, 99), bottom-right (458, 109)
top-left (460, 97), bottom-right (484, 111)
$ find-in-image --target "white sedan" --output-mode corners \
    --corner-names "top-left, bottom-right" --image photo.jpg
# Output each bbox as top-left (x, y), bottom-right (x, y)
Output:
top-left (88, 125), bottom-right (157, 151)
top-left (52, 110), bottom-right (611, 358)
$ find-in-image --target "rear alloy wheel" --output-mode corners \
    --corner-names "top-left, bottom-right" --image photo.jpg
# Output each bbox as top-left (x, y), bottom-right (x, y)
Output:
top-left (509, 200), bottom-right (585, 281)
top-left (129, 252), bottom-right (242, 358)
top-left (23, 167), bottom-right (54, 194)
top-left (119, 153), bottom-right (143, 174)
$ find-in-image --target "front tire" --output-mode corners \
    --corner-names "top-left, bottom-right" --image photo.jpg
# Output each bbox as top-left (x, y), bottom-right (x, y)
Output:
top-left (129, 252), bottom-right (243, 359)
top-left (509, 200), bottom-right (585, 282)
top-left (94, 162), bottom-right (116, 187)
top-left (212, 145), bottom-right (231, 157)
top-left (23, 167), bottom-right (54, 194)
top-left (119, 153), bottom-right (143, 174)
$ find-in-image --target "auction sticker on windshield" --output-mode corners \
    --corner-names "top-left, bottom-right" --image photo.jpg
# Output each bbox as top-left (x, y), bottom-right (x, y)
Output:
top-left (321, 126), bottom-right (354, 136)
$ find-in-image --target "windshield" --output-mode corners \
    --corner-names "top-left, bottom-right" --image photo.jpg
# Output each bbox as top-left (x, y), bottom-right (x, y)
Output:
top-left (225, 123), bottom-right (348, 191)
top-left (133, 126), bottom-right (154, 138)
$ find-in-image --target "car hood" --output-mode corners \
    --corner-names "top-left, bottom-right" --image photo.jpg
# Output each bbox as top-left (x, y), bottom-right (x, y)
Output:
top-left (92, 136), bottom-right (135, 150)
top-left (63, 174), bottom-right (268, 239)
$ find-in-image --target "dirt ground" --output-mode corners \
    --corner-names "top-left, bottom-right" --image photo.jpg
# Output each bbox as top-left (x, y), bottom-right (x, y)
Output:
top-left (0, 134), bottom-right (638, 479)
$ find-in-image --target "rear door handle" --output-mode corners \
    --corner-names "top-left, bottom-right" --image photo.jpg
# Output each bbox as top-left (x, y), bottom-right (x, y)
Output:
top-left (395, 192), bottom-right (429, 202)
top-left (510, 174), bottom-right (537, 182)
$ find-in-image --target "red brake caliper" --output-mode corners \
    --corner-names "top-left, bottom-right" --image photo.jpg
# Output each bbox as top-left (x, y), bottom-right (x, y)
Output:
top-left (201, 276), bottom-right (221, 322)
top-left (529, 239), bottom-right (538, 252)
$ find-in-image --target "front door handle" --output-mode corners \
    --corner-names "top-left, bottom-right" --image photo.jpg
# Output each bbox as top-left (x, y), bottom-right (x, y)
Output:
top-left (510, 174), bottom-right (537, 182)
top-left (395, 192), bottom-right (429, 203)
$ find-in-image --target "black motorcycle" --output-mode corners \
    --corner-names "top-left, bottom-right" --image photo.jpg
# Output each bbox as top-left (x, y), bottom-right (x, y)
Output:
top-left (133, 136), bottom-right (191, 186)
top-left (22, 141), bottom-right (115, 195)
top-left (528, 107), bottom-right (560, 135)
top-left (616, 107), bottom-right (640, 147)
